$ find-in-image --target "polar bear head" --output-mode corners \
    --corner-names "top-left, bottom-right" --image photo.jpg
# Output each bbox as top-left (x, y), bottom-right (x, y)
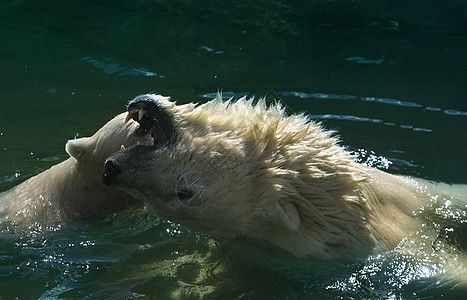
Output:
top-left (66, 113), bottom-right (153, 168)
top-left (62, 112), bottom-right (154, 215)
top-left (103, 94), bottom-right (367, 257)
top-left (66, 113), bottom-right (154, 177)
top-left (0, 111), bottom-right (155, 225)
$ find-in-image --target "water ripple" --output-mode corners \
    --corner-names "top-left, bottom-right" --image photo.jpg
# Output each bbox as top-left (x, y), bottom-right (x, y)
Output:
top-left (199, 91), bottom-right (250, 99)
top-left (309, 114), bottom-right (432, 133)
top-left (444, 109), bottom-right (467, 116)
top-left (277, 91), bottom-right (357, 100)
top-left (197, 46), bottom-right (224, 55)
top-left (346, 56), bottom-right (384, 64)
top-left (277, 91), bottom-right (466, 118)
top-left (361, 97), bottom-right (422, 108)
top-left (309, 114), bottom-right (382, 123)
top-left (81, 57), bottom-right (162, 78)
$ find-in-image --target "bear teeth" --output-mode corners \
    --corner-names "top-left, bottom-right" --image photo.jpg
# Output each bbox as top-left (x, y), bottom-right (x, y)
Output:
top-left (124, 109), bottom-right (148, 123)
top-left (138, 109), bottom-right (147, 121)
top-left (124, 113), bottom-right (134, 124)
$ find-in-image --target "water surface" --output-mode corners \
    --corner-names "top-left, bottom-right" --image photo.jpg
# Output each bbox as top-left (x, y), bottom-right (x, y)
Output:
top-left (1, 1), bottom-right (466, 299)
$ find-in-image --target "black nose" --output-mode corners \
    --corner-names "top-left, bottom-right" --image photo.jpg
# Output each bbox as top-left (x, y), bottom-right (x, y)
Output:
top-left (103, 160), bottom-right (121, 185)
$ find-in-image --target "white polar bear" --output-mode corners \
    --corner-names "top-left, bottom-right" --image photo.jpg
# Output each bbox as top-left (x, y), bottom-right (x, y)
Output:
top-left (0, 113), bottom-right (152, 226)
top-left (104, 94), bottom-right (467, 264)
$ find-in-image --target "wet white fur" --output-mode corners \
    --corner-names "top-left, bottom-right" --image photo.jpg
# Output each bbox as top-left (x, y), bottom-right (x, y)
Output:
top-left (113, 94), bottom-right (467, 264)
top-left (0, 114), bottom-right (151, 226)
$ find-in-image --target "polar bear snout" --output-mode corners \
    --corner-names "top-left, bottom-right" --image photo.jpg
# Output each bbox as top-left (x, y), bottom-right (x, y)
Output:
top-left (103, 144), bottom-right (156, 188)
top-left (102, 160), bottom-right (122, 186)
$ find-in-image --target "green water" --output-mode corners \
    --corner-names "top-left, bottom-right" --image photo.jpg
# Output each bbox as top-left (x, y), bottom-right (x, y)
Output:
top-left (1, 0), bottom-right (466, 299)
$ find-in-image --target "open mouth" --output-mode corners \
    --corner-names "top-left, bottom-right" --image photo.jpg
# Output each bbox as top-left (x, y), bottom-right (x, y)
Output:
top-left (125, 94), bottom-right (176, 146)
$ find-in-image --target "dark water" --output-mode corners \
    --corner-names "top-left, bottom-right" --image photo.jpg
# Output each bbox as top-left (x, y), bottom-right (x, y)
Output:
top-left (1, 0), bottom-right (466, 299)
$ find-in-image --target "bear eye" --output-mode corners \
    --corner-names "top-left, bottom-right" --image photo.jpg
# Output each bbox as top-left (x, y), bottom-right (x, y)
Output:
top-left (176, 190), bottom-right (194, 202)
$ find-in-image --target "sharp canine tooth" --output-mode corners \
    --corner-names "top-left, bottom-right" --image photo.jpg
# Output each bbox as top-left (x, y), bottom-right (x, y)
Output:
top-left (125, 113), bottom-right (133, 124)
top-left (120, 145), bottom-right (125, 151)
top-left (138, 109), bottom-right (147, 121)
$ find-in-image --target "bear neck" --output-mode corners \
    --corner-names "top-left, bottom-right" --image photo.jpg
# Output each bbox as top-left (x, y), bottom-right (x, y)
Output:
top-left (258, 166), bottom-right (426, 259)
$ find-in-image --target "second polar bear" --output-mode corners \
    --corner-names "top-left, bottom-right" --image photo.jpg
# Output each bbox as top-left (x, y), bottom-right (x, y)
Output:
top-left (0, 113), bottom-right (153, 226)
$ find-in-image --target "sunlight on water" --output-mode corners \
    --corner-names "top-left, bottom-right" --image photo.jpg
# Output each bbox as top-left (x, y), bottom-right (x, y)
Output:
top-left (322, 220), bottom-right (467, 299)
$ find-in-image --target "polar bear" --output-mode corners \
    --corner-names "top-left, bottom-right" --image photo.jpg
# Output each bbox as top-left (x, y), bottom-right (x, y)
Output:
top-left (103, 94), bottom-right (467, 261)
top-left (0, 113), bottom-right (153, 226)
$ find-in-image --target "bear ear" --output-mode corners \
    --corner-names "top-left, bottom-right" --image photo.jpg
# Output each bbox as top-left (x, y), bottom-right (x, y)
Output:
top-left (258, 198), bottom-right (301, 231)
top-left (65, 137), bottom-right (90, 161)
top-left (275, 201), bottom-right (301, 232)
